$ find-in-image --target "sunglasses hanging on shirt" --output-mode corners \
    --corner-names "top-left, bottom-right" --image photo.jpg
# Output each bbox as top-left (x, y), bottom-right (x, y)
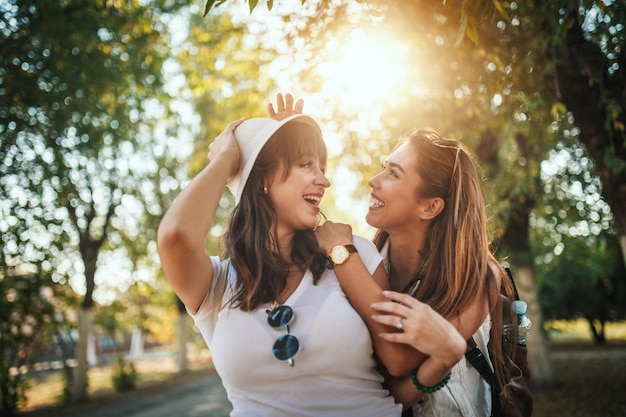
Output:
top-left (266, 304), bottom-right (300, 366)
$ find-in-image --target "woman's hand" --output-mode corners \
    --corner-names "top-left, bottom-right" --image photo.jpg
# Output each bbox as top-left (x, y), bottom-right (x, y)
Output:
top-left (314, 220), bottom-right (353, 254)
top-left (267, 92), bottom-right (304, 121)
top-left (207, 119), bottom-right (245, 181)
top-left (371, 290), bottom-right (466, 368)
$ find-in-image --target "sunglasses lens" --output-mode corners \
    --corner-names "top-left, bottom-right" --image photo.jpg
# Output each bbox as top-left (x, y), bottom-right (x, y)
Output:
top-left (272, 334), bottom-right (300, 361)
top-left (267, 305), bottom-right (294, 328)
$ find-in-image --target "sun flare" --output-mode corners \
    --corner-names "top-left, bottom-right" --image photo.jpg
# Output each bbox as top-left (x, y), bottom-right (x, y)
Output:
top-left (317, 29), bottom-right (409, 108)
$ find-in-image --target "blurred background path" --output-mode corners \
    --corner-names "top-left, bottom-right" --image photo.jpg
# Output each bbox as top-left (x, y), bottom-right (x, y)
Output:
top-left (22, 370), bottom-right (231, 417)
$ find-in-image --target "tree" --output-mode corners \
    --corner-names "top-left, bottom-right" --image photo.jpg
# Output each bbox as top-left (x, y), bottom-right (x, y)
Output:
top-left (0, 0), bottom-right (188, 402)
top-left (546, 4), bottom-right (626, 266)
top-left (538, 232), bottom-right (626, 343)
top-left (534, 143), bottom-right (626, 343)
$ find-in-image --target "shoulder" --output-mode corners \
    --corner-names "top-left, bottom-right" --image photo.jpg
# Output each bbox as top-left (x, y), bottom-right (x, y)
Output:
top-left (352, 235), bottom-right (383, 274)
top-left (487, 258), bottom-right (504, 288)
top-left (352, 235), bottom-right (379, 256)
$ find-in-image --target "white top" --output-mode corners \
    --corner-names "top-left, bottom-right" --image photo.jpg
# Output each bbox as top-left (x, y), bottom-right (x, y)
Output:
top-left (189, 235), bottom-right (402, 417)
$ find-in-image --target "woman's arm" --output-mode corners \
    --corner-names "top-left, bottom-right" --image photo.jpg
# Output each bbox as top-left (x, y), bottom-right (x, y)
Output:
top-left (157, 119), bottom-right (243, 314)
top-left (315, 221), bottom-right (482, 376)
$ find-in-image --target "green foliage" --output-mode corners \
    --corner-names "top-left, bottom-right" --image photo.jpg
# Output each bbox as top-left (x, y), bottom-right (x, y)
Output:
top-left (536, 232), bottom-right (626, 337)
top-left (175, 9), bottom-right (283, 247)
top-left (94, 301), bottom-right (138, 392)
top-left (532, 142), bottom-right (626, 339)
top-left (205, 0), bottom-right (277, 16)
top-left (111, 359), bottom-right (137, 392)
top-left (0, 272), bottom-right (61, 415)
top-left (1, 0), bottom-right (191, 403)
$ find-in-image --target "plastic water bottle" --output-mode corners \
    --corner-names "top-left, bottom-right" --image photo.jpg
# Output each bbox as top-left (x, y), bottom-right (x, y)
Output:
top-left (512, 300), bottom-right (532, 346)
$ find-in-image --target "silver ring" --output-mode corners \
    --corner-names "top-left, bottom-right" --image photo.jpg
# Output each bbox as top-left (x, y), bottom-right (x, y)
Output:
top-left (396, 318), bottom-right (404, 331)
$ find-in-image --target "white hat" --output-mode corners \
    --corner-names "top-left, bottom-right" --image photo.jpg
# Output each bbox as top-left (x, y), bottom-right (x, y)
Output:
top-left (227, 114), bottom-right (323, 204)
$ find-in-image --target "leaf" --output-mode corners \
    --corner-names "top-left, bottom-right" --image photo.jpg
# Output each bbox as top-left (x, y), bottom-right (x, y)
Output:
top-left (492, 0), bottom-right (510, 20)
top-left (204, 0), bottom-right (217, 17)
top-left (249, 0), bottom-right (259, 13)
top-left (204, 0), bottom-right (228, 17)
top-left (551, 102), bottom-right (568, 118)
top-left (466, 15), bottom-right (479, 45)
top-left (455, 12), bottom-right (468, 47)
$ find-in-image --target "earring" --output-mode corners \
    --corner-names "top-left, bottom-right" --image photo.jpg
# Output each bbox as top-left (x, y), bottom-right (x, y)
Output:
top-left (263, 186), bottom-right (268, 194)
top-left (315, 212), bottom-right (327, 230)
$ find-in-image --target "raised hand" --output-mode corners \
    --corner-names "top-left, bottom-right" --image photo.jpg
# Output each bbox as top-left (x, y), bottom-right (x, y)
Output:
top-left (267, 92), bottom-right (304, 121)
top-left (207, 118), bottom-right (244, 181)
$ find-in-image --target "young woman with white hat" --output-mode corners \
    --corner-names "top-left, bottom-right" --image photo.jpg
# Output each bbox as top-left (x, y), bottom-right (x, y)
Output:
top-left (158, 109), bottom-right (466, 416)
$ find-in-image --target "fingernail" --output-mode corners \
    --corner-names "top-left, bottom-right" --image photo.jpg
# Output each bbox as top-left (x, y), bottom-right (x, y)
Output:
top-left (382, 290), bottom-right (390, 296)
top-left (370, 303), bottom-right (379, 309)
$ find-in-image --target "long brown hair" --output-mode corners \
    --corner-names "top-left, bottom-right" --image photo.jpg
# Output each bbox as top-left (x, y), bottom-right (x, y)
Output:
top-left (373, 128), bottom-right (515, 389)
top-left (224, 121), bottom-right (328, 311)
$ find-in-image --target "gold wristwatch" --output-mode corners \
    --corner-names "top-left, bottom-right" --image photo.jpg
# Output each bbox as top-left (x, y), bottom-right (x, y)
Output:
top-left (328, 244), bottom-right (358, 268)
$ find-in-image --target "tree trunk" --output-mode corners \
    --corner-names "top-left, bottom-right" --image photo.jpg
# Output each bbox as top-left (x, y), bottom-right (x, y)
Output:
top-left (72, 307), bottom-right (93, 402)
top-left (129, 328), bottom-right (144, 362)
top-left (588, 318), bottom-right (606, 345)
top-left (511, 263), bottom-right (555, 389)
top-left (67, 199), bottom-right (112, 402)
top-left (176, 311), bottom-right (189, 374)
top-left (500, 193), bottom-right (556, 389)
top-left (618, 231), bottom-right (626, 265)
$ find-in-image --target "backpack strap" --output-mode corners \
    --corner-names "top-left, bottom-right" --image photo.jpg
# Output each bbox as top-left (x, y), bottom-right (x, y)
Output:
top-left (466, 337), bottom-right (502, 417)
top-left (504, 266), bottom-right (520, 301)
top-left (465, 264), bottom-right (518, 417)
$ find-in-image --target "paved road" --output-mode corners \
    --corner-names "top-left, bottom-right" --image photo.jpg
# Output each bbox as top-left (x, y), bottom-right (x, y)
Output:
top-left (58, 372), bottom-right (232, 417)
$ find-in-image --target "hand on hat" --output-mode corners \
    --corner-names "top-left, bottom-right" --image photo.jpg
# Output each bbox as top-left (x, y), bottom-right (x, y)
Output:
top-left (267, 92), bottom-right (304, 121)
top-left (208, 118), bottom-right (245, 180)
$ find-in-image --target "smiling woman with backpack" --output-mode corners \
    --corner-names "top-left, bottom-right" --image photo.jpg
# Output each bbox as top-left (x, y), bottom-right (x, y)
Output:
top-left (313, 126), bottom-right (532, 416)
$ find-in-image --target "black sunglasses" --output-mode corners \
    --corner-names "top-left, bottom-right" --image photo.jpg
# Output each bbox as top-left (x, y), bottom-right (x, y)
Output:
top-left (266, 305), bottom-right (300, 366)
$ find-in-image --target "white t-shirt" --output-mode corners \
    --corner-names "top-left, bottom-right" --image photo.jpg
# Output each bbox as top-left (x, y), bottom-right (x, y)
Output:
top-left (189, 235), bottom-right (402, 417)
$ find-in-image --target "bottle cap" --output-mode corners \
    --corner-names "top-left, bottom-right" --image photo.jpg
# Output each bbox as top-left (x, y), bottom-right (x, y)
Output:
top-left (512, 300), bottom-right (527, 315)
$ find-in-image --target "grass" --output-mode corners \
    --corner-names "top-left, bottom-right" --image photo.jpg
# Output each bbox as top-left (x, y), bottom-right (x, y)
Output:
top-left (545, 319), bottom-right (626, 342)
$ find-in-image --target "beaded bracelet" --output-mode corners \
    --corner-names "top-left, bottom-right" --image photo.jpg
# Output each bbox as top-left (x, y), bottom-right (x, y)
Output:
top-left (410, 369), bottom-right (452, 393)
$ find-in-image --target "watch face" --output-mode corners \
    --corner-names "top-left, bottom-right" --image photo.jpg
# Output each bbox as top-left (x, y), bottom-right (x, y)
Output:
top-left (331, 246), bottom-right (349, 264)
